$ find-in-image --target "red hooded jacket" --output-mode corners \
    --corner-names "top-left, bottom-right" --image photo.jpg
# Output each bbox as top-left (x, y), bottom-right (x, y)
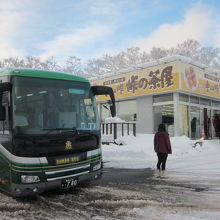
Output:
top-left (154, 131), bottom-right (172, 154)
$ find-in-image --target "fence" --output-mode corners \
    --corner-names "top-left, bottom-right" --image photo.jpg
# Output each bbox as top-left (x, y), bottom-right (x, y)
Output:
top-left (101, 122), bottom-right (136, 144)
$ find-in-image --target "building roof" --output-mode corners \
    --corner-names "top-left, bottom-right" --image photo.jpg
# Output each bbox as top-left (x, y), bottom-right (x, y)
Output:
top-left (0, 68), bottom-right (89, 83)
top-left (93, 55), bottom-right (220, 102)
top-left (90, 55), bottom-right (220, 81)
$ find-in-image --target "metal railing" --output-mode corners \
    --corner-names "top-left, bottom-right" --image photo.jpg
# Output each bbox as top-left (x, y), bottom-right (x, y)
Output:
top-left (101, 122), bottom-right (136, 144)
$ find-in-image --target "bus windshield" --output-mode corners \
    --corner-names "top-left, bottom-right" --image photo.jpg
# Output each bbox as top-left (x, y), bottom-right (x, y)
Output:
top-left (12, 76), bottom-right (99, 135)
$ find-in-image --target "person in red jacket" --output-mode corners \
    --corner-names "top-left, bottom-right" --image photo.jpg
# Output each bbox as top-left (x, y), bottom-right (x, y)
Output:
top-left (154, 123), bottom-right (172, 178)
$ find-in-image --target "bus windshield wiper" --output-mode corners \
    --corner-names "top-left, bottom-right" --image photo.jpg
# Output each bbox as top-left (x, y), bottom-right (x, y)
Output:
top-left (60, 129), bottom-right (98, 137)
top-left (77, 130), bottom-right (99, 137)
top-left (43, 127), bottom-right (78, 135)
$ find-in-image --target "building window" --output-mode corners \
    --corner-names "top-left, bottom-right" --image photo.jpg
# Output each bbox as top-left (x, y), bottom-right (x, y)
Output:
top-left (117, 100), bottom-right (136, 121)
top-left (100, 103), bottom-right (112, 122)
top-left (153, 94), bottom-right (173, 103)
top-left (101, 99), bottom-right (137, 122)
top-left (154, 105), bottom-right (174, 136)
top-left (179, 94), bottom-right (189, 102)
top-left (212, 101), bottom-right (220, 108)
top-left (200, 98), bottom-right (211, 106)
top-left (190, 96), bottom-right (199, 104)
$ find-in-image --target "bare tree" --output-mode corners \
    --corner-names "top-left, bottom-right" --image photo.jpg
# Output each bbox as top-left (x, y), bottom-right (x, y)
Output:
top-left (150, 47), bottom-right (168, 60)
top-left (24, 56), bottom-right (42, 69)
top-left (0, 39), bottom-right (219, 79)
top-left (0, 57), bottom-right (25, 68)
top-left (168, 39), bottom-right (201, 58)
top-left (85, 47), bottom-right (150, 77)
top-left (195, 47), bottom-right (220, 67)
top-left (0, 56), bottom-right (60, 71)
top-left (41, 57), bottom-right (60, 71)
top-left (62, 56), bottom-right (85, 76)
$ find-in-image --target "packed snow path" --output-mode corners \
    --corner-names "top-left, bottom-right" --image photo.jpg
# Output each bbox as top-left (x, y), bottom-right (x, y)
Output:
top-left (0, 135), bottom-right (219, 219)
top-left (0, 167), bottom-right (219, 220)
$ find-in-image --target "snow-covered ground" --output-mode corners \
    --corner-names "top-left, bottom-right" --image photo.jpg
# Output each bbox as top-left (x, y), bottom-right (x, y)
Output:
top-left (0, 133), bottom-right (219, 220)
top-left (102, 134), bottom-right (220, 220)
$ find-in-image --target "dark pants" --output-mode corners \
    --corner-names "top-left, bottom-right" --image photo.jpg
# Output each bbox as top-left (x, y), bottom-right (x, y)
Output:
top-left (157, 152), bottom-right (168, 170)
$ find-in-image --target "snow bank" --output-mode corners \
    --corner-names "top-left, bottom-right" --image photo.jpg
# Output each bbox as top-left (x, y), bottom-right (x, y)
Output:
top-left (104, 117), bottom-right (125, 123)
top-left (102, 134), bottom-right (220, 182)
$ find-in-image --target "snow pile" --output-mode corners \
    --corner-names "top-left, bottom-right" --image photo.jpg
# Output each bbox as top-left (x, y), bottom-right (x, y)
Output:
top-left (102, 134), bottom-right (155, 168)
top-left (102, 117), bottom-right (127, 143)
top-left (114, 136), bottom-right (127, 145)
top-left (101, 133), bottom-right (114, 143)
top-left (102, 134), bottom-right (194, 168)
top-left (102, 134), bottom-right (220, 182)
top-left (104, 117), bottom-right (125, 123)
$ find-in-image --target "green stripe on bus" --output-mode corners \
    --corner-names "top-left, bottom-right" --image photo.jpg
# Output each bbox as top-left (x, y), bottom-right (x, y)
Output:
top-left (11, 155), bottom-right (101, 170)
top-left (0, 152), bottom-right (10, 164)
top-left (87, 154), bottom-right (101, 159)
top-left (13, 157), bottom-right (101, 171)
top-left (11, 161), bottom-right (48, 167)
top-left (11, 158), bottom-right (101, 173)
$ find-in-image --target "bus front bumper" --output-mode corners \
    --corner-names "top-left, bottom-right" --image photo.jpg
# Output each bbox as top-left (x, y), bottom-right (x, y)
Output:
top-left (11, 169), bottom-right (102, 197)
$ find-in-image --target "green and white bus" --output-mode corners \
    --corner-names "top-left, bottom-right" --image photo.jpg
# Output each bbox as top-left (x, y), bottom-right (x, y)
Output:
top-left (0, 68), bottom-right (115, 197)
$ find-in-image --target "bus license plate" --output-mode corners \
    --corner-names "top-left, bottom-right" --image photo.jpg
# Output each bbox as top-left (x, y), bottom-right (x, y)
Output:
top-left (61, 178), bottom-right (77, 189)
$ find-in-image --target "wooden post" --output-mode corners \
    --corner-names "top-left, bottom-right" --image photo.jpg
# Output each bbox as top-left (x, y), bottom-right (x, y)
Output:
top-left (127, 123), bottom-right (129, 135)
top-left (113, 123), bottom-right (117, 141)
top-left (122, 123), bottom-right (124, 136)
top-left (106, 124), bottom-right (108, 135)
top-left (133, 123), bottom-right (136, 137)
top-left (102, 123), bottom-right (105, 134)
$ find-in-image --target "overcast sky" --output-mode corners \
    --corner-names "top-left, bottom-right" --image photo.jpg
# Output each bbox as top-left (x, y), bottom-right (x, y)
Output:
top-left (0, 0), bottom-right (220, 63)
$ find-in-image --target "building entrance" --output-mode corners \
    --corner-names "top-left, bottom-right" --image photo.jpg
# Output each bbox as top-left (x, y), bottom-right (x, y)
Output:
top-left (190, 106), bottom-right (200, 139)
top-left (213, 110), bottom-right (220, 139)
top-left (203, 108), bottom-right (211, 139)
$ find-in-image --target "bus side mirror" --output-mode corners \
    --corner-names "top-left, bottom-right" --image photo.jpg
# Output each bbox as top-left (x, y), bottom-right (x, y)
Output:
top-left (91, 85), bottom-right (116, 117)
top-left (0, 106), bottom-right (6, 121)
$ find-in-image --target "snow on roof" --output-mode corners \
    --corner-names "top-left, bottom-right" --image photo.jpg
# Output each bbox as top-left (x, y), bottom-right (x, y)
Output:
top-left (90, 55), bottom-right (220, 81)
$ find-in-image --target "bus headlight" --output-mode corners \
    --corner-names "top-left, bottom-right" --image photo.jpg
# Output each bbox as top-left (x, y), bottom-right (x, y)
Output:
top-left (21, 175), bottom-right (40, 183)
top-left (93, 162), bottom-right (101, 171)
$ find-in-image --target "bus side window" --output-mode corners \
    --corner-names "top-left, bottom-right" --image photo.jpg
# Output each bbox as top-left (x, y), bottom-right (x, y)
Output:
top-left (0, 92), bottom-right (10, 135)
top-left (0, 121), bottom-right (3, 134)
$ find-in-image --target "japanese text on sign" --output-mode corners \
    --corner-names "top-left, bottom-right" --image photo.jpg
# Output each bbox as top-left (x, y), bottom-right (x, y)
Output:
top-left (114, 66), bottom-right (174, 94)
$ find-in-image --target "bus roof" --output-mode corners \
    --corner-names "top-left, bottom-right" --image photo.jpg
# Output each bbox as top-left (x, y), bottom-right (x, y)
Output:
top-left (0, 68), bottom-right (89, 83)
